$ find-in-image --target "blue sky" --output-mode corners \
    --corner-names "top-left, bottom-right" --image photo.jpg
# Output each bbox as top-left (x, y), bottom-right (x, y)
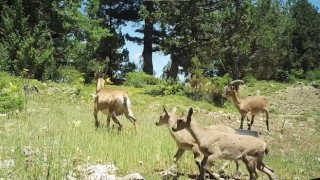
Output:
top-left (122, 0), bottom-right (320, 78)
top-left (121, 23), bottom-right (170, 77)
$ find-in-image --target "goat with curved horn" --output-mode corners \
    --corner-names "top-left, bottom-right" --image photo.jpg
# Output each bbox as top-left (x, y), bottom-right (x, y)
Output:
top-left (223, 79), bottom-right (270, 132)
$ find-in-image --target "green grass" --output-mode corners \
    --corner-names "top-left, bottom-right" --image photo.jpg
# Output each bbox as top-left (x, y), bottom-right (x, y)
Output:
top-left (0, 77), bottom-right (320, 179)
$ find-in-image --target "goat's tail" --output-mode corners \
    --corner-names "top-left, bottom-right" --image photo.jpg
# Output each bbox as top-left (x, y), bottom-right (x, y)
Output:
top-left (123, 96), bottom-right (135, 118)
top-left (264, 143), bottom-right (269, 155)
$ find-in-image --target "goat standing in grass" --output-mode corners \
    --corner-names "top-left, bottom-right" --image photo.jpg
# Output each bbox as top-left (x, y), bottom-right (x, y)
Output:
top-left (223, 80), bottom-right (270, 132)
top-left (93, 78), bottom-right (136, 132)
top-left (156, 107), bottom-right (242, 177)
top-left (172, 108), bottom-right (277, 180)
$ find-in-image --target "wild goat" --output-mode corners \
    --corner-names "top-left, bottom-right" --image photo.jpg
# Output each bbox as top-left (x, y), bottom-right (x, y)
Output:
top-left (93, 78), bottom-right (136, 131)
top-left (156, 107), bottom-right (241, 177)
top-left (223, 80), bottom-right (270, 132)
top-left (172, 108), bottom-right (277, 180)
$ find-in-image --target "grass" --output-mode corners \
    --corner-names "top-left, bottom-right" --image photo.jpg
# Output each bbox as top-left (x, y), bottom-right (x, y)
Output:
top-left (0, 77), bottom-right (320, 179)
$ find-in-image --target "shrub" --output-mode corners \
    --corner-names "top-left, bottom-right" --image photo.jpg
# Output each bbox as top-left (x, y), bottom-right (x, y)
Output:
top-left (0, 72), bottom-right (24, 113)
top-left (184, 74), bottom-right (231, 106)
top-left (305, 68), bottom-right (320, 88)
top-left (56, 67), bottom-right (85, 85)
top-left (243, 74), bottom-right (257, 87)
top-left (145, 79), bottom-right (184, 96)
top-left (124, 72), bottom-right (163, 88)
top-left (275, 69), bottom-right (293, 82)
top-left (306, 68), bottom-right (320, 81)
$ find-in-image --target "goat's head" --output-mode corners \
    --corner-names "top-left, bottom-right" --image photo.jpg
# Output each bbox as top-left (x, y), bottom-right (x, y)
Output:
top-left (156, 106), bottom-right (177, 126)
top-left (96, 78), bottom-right (106, 93)
top-left (222, 80), bottom-right (244, 98)
top-left (172, 108), bottom-right (193, 132)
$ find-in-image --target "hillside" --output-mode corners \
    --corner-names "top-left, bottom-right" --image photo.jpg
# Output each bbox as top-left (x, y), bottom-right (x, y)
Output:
top-left (0, 79), bottom-right (320, 179)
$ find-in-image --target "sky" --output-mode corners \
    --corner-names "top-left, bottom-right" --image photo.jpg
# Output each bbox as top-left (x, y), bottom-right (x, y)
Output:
top-left (122, 0), bottom-right (320, 78)
top-left (121, 23), bottom-right (170, 78)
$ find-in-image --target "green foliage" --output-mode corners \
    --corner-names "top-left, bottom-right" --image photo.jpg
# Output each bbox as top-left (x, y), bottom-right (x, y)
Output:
top-left (306, 68), bottom-right (320, 81)
top-left (185, 74), bottom-right (231, 106)
top-left (56, 67), bottom-right (85, 85)
top-left (0, 72), bottom-right (24, 113)
top-left (243, 74), bottom-right (257, 87)
top-left (306, 68), bottom-right (320, 88)
top-left (124, 72), bottom-right (162, 88)
top-left (0, 1), bottom-right (57, 80)
top-left (275, 69), bottom-right (293, 83)
top-left (145, 79), bottom-right (184, 96)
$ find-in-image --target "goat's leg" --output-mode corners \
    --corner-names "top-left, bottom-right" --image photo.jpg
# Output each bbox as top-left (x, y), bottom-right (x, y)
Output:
top-left (167, 148), bottom-right (185, 170)
top-left (125, 114), bottom-right (137, 132)
top-left (240, 115), bottom-right (245, 129)
top-left (248, 115), bottom-right (255, 130)
top-left (234, 160), bottom-right (243, 178)
top-left (199, 156), bottom-right (208, 180)
top-left (203, 155), bottom-right (221, 180)
top-left (173, 148), bottom-right (185, 164)
top-left (93, 109), bottom-right (100, 128)
top-left (242, 155), bottom-right (257, 180)
top-left (256, 160), bottom-right (277, 180)
top-left (191, 146), bottom-right (201, 171)
top-left (106, 116), bottom-right (111, 129)
top-left (219, 160), bottom-right (242, 178)
top-left (265, 109), bottom-right (270, 132)
top-left (111, 112), bottom-right (123, 132)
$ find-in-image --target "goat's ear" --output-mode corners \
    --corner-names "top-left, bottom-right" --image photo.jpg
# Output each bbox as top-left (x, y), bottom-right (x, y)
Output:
top-left (172, 107), bottom-right (176, 114)
top-left (187, 108), bottom-right (193, 122)
top-left (163, 106), bottom-right (168, 115)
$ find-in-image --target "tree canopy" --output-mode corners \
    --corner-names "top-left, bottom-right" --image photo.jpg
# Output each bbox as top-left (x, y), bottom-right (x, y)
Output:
top-left (0, 0), bottom-right (319, 83)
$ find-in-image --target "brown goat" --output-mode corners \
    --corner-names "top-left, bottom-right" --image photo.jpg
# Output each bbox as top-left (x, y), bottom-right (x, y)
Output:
top-left (156, 107), bottom-right (242, 177)
top-left (223, 80), bottom-right (270, 132)
top-left (93, 78), bottom-right (136, 131)
top-left (172, 108), bottom-right (277, 180)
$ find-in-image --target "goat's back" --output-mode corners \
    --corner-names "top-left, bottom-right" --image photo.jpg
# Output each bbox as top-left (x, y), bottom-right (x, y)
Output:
top-left (95, 88), bottom-right (132, 115)
top-left (240, 95), bottom-right (269, 112)
top-left (207, 124), bottom-right (237, 134)
top-left (198, 129), bottom-right (266, 156)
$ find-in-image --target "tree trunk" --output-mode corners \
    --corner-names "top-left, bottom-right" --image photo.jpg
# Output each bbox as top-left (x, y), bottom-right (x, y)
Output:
top-left (142, 1), bottom-right (154, 75)
top-left (232, 56), bottom-right (239, 80)
top-left (167, 54), bottom-right (179, 80)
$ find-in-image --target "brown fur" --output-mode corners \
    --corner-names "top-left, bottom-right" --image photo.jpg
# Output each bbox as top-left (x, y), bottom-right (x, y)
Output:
top-left (172, 108), bottom-right (277, 180)
top-left (93, 78), bottom-right (136, 132)
top-left (223, 80), bottom-right (270, 132)
top-left (156, 107), bottom-right (241, 176)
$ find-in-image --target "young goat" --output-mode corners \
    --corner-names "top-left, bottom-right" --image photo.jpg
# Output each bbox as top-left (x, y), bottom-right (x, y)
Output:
top-left (156, 107), bottom-right (241, 177)
top-left (223, 80), bottom-right (270, 132)
top-left (172, 108), bottom-right (277, 180)
top-left (94, 78), bottom-right (136, 132)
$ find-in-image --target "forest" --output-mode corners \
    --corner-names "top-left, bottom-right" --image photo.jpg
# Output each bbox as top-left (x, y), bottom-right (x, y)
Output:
top-left (1, 1), bottom-right (320, 179)
top-left (0, 0), bottom-right (320, 84)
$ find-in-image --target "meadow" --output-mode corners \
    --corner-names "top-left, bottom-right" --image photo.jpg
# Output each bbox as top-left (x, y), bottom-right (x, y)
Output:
top-left (0, 76), bottom-right (320, 179)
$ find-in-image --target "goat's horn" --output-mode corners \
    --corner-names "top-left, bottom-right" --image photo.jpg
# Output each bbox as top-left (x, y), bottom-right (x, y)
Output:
top-left (228, 80), bottom-right (244, 86)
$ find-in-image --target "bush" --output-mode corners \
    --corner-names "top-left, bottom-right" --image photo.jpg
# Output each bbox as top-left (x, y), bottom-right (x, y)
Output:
top-left (306, 68), bottom-right (320, 81)
top-left (243, 74), bottom-right (257, 87)
top-left (124, 72), bottom-right (163, 88)
top-left (306, 68), bottom-right (320, 88)
top-left (0, 72), bottom-right (24, 113)
top-left (275, 69), bottom-right (293, 82)
top-left (184, 74), bottom-right (231, 106)
top-left (145, 79), bottom-right (184, 96)
top-left (56, 67), bottom-right (85, 85)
